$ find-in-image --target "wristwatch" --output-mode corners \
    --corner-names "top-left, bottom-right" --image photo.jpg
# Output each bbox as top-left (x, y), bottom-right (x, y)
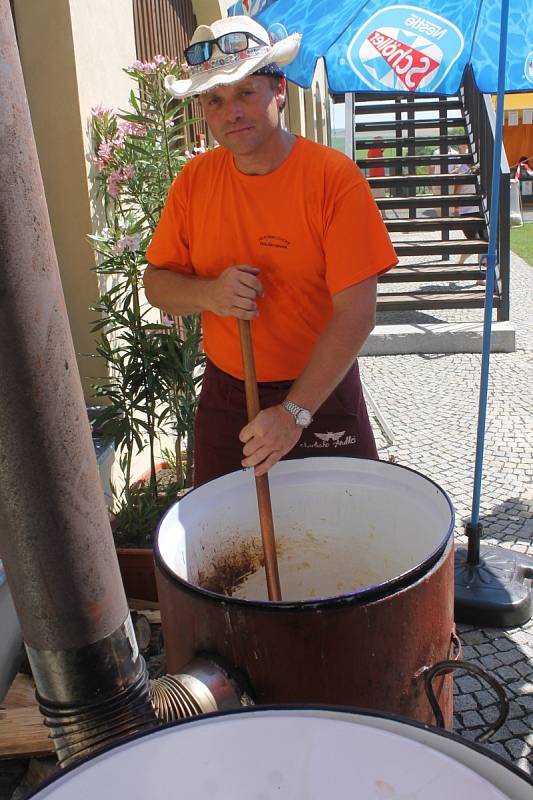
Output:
top-left (281, 399), bottom-right (313, 428)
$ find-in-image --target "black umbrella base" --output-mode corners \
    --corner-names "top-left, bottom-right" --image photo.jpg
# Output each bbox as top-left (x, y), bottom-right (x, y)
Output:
top-left (455, 543), bottom-right (533, 627)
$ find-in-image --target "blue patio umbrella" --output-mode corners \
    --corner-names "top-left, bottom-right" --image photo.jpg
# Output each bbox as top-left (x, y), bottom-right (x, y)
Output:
top-left (231, 0), bottom-right (533, 625)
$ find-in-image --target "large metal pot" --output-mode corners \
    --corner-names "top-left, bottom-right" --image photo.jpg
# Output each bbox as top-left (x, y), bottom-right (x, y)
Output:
top-left (155, 458), bottom-right (456, 725)
top-left (29, 708), bottom-right (533, 799)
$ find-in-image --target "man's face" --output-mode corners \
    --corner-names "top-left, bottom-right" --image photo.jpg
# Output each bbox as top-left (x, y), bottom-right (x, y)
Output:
top-left (199, 75), bottom-right (285, 157)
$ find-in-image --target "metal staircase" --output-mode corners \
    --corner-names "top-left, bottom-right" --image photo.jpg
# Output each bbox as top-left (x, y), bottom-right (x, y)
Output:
top-left (353, 94), bottom-right (500, 316)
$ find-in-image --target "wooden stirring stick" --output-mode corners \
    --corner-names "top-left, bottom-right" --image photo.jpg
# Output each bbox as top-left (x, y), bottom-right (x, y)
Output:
top-left (238, 319), bottom-right (282, 601)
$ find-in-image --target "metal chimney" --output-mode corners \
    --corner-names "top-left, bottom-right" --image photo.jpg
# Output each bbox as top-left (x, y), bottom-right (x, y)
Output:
top-left (0, 0), bottom-right (156, 766)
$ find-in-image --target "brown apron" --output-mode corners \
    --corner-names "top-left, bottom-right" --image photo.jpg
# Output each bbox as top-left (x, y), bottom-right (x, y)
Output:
top-left (193, 359), bottom-right (378, 488)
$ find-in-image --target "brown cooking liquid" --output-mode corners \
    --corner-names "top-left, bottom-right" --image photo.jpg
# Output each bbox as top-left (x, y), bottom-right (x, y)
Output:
top-left (197, 531), bottom-right (396, 602)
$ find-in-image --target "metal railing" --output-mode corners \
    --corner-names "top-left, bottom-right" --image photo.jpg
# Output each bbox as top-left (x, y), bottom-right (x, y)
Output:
top-left (462, 67), bottom-right (510, 321)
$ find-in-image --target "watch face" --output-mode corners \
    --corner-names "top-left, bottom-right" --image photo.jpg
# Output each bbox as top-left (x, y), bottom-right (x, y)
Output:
top-left (296, 409), bottom-right (312, 427)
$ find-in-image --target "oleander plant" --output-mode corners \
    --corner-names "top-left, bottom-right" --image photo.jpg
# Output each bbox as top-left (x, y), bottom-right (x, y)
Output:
top-left (88, 56), bottom-right (205, 546)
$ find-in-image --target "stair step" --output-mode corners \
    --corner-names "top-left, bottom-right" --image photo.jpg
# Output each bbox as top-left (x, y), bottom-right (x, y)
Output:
top-left (376, 290), bottom-right (498, 311)
top-left (369, 173), bottom-right (476, 187)
top-left (355, 117), bottom-right (467, 132)
top-left (377, 193), bottom-right (480, 209)
top-left (386, 215), bottom-right (484, 232)
top-left (380, 265), bottom-right (485, 282)
top-left (353, 99), bottom-right (463, 115)
top-left (356, 134), bottom-right (469, 150)
top-left (393, 240), bottom-right (488, 256)
top-left (358, 153), bottom-right (472, 169)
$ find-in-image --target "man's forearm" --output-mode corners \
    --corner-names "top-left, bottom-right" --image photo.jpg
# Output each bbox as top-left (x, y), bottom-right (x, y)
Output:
top-left (144, 263), bottom-right (263, 319)
top-left (144, 265), bottom-right (213, 316)
top-left (238, 275), bottom-right (377, 477)
top-left (286, 277), bottom-right (377, 414)
top-left (286, 311), bottom-right (373, 414)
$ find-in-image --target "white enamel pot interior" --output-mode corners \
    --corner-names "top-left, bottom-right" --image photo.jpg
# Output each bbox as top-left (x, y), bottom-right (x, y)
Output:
top-left (157, 457), bottom-right (454, 603)
top-left (31, 708), bottom-right (532, 799)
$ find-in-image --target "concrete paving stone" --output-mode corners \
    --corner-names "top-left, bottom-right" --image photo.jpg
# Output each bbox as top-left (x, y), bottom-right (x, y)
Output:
top-left (505, 738), bottom-right (531, 759)
top-left (460, 645), bottom-right (479, 660)
top-left (454, 693), bottom-right (478, 712)
top-left (480, 704), bottom-right (503, 724)
top-left (494, 638), bottom-right (520, 652)
top-left (495, 665), bottom-right (521, 682)
top-left (456, 675), bottom-right (484, 693)
top-left (498, 650), bottom-right (527, 666)
top-left (479, 654), bottom-right (504, 671)
top-left (509, 681), bottom-right (533, 697)
top-left (515, 694), bottom-right (533, 711)
top-left (476, 643), bottom-right (497, 656)
top-left (498, 698), bottom-right (525, 721)
top-left (515, 661), bottom-right (533, 679)
top-left (460, 630), bottom-right (491, 646)
top-left (455, 726), bottom-right (480, 742)
top-left (483, 741), bottom-right (514, 761)
top-left (512, 631), bottom-right (533, 645)
top-left (483, 723), bottom-right (512, 743)
top-left (483, 628), bottom-right (511, 641)
top-left (507, 719), bottom-right (531, 736)
top-left (515, 758), bottom-right (533, 776)
top-left (460, 709), bottom-right (486, 728)
top-left (475, 689), bottom-right (499, 708)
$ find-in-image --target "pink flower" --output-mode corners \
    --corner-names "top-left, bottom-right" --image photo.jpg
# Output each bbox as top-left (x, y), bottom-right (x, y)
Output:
top-left (153, 54), bottom-right (168, 67)
top-left (108, 169), bottom-right (123, 198)
top-left (98, 140), bottom-right (114, 163)
top-left (92, 104), bottom-right (115, 119)
top-left (116, 233), bottom-right (141, 254)
top-left (117, 119), bottom-right (146, 137)
top-left (127, 59), bottom-right (156, 75)
top-left (112, 131), bottom-right (125, 149)
top-left (108, 165), bottom-right (135, 198)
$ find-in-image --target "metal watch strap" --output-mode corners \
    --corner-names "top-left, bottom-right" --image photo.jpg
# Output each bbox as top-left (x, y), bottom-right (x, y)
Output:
top-left (281, 399), bottom-right (313, 427)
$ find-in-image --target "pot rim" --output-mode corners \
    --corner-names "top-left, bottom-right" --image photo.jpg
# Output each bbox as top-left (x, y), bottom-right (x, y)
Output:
top-left (154, 457), bottom-right (455, 611)
top-left (29, 705), bottom-right (533, 796)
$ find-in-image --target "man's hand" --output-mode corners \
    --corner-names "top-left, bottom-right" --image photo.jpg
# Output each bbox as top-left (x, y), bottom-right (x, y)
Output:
top-left (239, 405), bottom-right (302, 477)
top-left (206, 266), bottom-right (263, 319)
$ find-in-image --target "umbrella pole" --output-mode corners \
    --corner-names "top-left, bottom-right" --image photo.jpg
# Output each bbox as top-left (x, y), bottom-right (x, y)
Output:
top-left (455, 0), bottom-right (533, 626)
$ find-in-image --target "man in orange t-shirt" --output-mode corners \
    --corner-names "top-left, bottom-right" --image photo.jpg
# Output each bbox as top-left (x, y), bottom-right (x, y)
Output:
top-left (144, 16), bottom-right (397, 487)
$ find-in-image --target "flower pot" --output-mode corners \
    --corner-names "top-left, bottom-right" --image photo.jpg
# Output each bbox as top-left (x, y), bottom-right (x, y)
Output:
top-left (131, 460), bottom-right (171, 490)
top-left (116, 547), bottom-right (158, 603)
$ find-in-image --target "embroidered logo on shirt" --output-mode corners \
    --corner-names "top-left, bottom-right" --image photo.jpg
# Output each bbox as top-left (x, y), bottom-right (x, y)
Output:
top-left (299, 431), bottom-right (357, 449)
top-left (259, 235), bottom-right (290, 250)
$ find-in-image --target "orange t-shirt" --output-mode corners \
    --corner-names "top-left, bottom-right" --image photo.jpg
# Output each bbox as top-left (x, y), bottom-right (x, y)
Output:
top-left (146, 136), bottom-right (397, 381)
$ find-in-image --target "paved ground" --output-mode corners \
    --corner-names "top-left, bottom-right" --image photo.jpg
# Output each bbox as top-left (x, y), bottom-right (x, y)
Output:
top-left (359, 223), bottom-right (533, 775)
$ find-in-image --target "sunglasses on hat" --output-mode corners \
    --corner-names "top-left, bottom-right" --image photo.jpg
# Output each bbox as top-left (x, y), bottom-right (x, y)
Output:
top-left (184, 31), bottom-right (269, 67)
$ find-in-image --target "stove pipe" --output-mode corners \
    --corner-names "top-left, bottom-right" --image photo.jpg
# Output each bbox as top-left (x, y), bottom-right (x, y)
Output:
top-left (0, 1), bottom-right (156, 766)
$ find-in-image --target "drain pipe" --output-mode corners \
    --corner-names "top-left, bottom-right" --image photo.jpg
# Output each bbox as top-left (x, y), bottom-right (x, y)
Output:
top-left (0, 1), bottom-right (157, 766)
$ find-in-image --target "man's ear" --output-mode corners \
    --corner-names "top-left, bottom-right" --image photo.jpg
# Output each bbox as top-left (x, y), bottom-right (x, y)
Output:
top-left (276, 76), bottom-right (287, 110)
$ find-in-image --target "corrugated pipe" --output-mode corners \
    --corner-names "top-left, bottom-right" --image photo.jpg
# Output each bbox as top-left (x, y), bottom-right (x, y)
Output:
top-left (0, 1), bottom-right (157, 767)
top-left (150, 656), bottom-right (253, 723)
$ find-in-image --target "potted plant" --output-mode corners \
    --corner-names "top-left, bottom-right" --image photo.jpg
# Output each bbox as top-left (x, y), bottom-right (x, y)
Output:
top-left (87, 56), bottom-right (204, 600)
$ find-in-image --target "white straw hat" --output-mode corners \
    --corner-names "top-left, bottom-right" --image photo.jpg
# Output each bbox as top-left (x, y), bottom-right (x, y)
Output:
top-left (165, 15), bottom-right (301, 99)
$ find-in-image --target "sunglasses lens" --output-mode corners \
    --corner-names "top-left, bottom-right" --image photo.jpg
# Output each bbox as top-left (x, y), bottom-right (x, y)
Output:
top-left (185, 41), bottom-right (212, 66)
top-left (218, 32), bottom-right (249, 54)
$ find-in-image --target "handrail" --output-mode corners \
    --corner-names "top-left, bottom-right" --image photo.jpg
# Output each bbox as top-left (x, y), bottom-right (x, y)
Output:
top-left (462, 67), bottom-right (510, 321)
